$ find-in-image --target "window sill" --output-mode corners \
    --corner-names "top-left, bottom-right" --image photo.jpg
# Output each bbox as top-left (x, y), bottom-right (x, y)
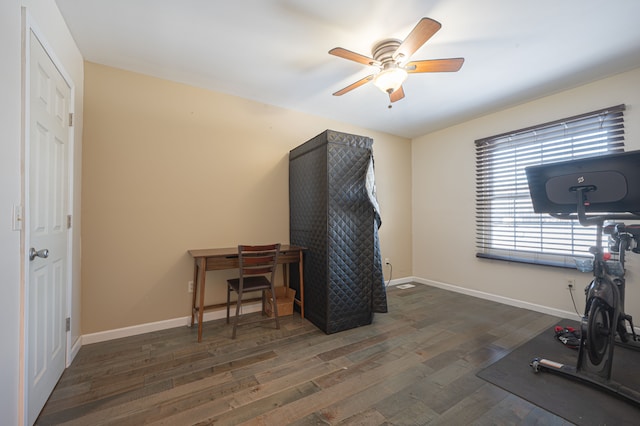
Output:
top-left (475, 252), bottom-right (581, 270)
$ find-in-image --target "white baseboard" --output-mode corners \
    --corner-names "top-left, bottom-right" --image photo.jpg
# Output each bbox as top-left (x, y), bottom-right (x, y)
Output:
top-left (81, 301), bottom-right (263, 345)
top-left (82, 275), bottom-right (574, 346)
top-left (412, 277), bottom-right (640, 335)
top-left (67, 335), bottom-right (82, 367)
top-left (385, 276), bottom-right (416, 287)
top-left (410, 276), bottom-right (581, 321)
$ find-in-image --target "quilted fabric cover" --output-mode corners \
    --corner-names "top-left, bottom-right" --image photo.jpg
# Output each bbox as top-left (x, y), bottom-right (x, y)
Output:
top-left (289, 130), bottom-right (387, 334)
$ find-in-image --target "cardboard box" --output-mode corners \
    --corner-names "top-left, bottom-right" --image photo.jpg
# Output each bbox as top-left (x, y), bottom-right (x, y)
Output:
top-left (264, 287), bottom-right (296, 317)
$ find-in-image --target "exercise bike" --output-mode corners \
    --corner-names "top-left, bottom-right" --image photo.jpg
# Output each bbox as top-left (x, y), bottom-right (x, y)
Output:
top-left (524, 151), bottom-right (640, 407)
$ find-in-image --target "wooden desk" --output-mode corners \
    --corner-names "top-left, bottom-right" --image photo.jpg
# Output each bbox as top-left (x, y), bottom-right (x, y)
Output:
top-left (188, 245), bottom-right (305, 342)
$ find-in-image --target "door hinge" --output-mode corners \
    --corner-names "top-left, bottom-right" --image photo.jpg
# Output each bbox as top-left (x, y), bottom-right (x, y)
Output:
top-left (68, 112), bottom-right (73, 127)
top-left (67, 215), bottom-right (72, 229)
top-left (66, 317), bottom-right (71, 332)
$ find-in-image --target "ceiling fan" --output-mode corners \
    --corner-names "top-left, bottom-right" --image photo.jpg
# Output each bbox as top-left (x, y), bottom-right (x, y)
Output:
top-left (329, 17), bottom-right (464, 105)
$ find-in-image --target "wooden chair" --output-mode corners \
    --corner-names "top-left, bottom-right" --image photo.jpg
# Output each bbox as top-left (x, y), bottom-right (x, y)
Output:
top-left (226, 243), bottom-right (281, 339)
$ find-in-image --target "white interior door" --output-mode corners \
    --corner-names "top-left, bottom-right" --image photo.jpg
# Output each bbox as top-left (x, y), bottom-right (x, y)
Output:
top-left (26, 30), bottom-right (70, 425)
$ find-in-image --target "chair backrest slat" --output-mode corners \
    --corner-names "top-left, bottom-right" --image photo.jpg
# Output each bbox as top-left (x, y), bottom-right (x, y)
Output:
top-left (242, 266), bottom-right (273, 275)
top-left (238, 243), bottom-right (280, 280)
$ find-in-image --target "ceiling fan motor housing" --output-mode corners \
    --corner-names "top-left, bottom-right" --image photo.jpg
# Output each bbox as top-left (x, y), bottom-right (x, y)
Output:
top-left (372, 39), bottom-right (402, 65)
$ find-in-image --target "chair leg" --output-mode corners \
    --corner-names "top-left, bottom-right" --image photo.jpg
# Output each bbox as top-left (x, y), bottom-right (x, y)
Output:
top-left (232, 289), bottom-right (243, 339)
top-left (226, 285), bottom-right (231, 324)
top-left (270, 283), bottom-right (280, 330)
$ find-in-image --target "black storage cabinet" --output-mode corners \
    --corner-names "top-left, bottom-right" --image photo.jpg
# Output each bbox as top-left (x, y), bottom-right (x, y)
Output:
top-left (289, 129), bottom-right (387, 334)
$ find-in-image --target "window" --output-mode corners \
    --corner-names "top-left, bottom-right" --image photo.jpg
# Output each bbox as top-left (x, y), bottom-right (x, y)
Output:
top-left (475, 105), bottom-right (625, 268)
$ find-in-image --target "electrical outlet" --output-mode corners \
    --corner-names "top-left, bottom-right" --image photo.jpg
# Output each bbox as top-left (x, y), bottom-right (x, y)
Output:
top-left (385, 258), bottom-right (391, 265)
top-left (188, 281), bottom-right (194, 293)
top-left (566, 278), bottom-right (575, 289)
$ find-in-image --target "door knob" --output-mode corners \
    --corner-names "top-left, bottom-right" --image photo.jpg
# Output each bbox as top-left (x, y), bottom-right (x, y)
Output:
top-left (29, 247), bottom-right (49, 261)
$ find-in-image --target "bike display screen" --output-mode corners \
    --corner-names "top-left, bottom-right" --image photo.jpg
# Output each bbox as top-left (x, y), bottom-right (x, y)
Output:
top-left (526, 150), bottom-right (640, 214)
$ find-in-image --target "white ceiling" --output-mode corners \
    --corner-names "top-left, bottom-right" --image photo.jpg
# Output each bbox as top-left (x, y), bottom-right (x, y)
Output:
top-left (56, 0), bottom-right (640, 139)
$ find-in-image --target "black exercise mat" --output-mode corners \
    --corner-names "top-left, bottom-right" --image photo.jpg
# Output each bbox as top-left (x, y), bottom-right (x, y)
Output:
top-left (477, 321), bottom-right (640, 425)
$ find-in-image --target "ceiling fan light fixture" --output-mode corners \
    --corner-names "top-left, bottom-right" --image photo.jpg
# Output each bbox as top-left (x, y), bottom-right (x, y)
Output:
top-left (373, 67), bottom-right (408, 94)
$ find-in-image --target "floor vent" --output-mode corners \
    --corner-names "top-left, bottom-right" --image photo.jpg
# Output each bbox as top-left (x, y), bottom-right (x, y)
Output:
top-left (396, 284), bottom-right (415, 290)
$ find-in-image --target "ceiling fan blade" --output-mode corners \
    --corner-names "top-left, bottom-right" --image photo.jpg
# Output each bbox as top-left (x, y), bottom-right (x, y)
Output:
top-left (406, 58), bottom-right (464, 73)
top-left (394, 18), bottom-right (442, 61)
top-left (329, 47), bottom-right (378, 66)
top-left (332, 75), bottom-right (374, 96)
top-left (389, 86), bottom-right (405, 103)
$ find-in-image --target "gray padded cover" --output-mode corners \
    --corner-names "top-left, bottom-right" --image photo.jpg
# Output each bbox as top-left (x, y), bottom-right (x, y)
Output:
top-left (289, 130), bottom-right (387, 334)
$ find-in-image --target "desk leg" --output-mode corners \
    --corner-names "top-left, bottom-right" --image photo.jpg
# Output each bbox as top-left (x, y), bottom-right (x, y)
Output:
top-left (282, 263), bottom-right (288, 288)
top-left (197, 258), bottom-right (206, 342)
top-left (190, 260), bottom-right (199, 327)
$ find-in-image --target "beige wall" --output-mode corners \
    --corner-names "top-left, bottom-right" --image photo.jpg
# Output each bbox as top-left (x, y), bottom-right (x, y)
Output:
top-left (81, 62), bottom-right (412, 334)
top-left (82, 57), bottom-right (640, 336)
top-left (412, 67), bottom-right (640, 320)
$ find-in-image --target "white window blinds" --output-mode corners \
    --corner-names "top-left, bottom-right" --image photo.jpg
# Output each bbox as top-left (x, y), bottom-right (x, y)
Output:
top-left (475, 105), bottom-right (625, 267)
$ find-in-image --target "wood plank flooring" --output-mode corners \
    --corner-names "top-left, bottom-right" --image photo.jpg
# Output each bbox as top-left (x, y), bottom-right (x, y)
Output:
top-left (36, 283), bottom-right (572, 425)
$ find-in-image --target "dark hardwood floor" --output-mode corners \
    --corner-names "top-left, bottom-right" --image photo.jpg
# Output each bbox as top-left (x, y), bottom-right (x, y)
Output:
top-left (36, 283), bottom-right (572, 425)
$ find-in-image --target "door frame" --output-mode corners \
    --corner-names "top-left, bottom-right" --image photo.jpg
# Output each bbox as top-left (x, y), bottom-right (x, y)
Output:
top-left (20, 9), bottom-right (76, 424)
